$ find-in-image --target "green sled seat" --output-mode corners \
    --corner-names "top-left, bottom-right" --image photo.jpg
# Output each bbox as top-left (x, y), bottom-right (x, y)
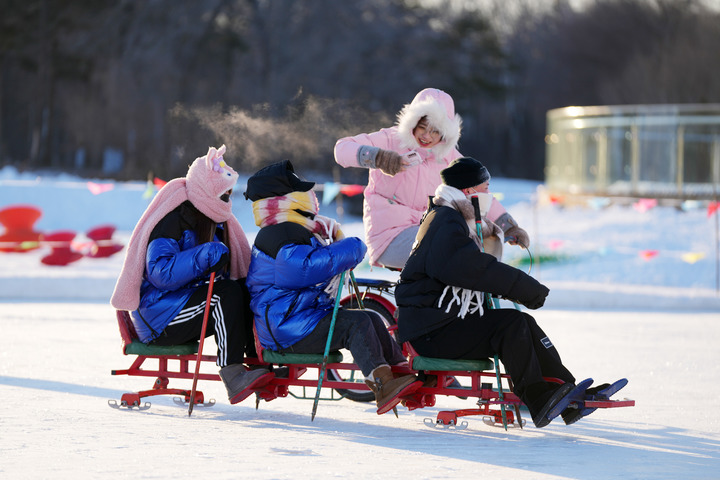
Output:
top-left (412, 356), bottom-right (494, 372)
top-left (261, 350), bottom-right (344, 365)
top-left (124, 339), bottom-right (199, 356)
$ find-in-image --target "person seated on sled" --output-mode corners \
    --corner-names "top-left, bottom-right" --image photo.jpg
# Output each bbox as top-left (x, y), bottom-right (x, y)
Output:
top-left (395, 157), bottom-right (610, 427)
top-left (244, 160), bottom-right (421, 415)
top-left (333, 87), bottom-right (529, 270)
top-left (111, 145), bottom-right (273, 405)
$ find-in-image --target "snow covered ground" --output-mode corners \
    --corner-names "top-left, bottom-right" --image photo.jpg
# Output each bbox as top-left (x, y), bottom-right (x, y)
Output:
top-left (1, 166), bottom-right (719, 479)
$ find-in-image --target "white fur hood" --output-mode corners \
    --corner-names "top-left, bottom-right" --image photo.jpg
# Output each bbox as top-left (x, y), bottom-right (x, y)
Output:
top-left (394, 88), bottom-right (462, 160)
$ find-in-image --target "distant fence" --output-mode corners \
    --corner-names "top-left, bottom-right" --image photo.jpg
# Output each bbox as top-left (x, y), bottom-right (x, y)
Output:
top-left (545, 104), bottom-right (720, 200)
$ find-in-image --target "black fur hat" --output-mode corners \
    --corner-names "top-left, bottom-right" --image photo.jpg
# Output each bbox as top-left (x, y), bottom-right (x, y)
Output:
top-left (244, 160), bottom-right (315, 201)
top-left (440, 157), bottom-right (491, 190)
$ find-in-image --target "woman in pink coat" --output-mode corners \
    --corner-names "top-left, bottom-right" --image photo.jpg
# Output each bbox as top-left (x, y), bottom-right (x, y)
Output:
top-left (334, 88), bottom-right (529, 269)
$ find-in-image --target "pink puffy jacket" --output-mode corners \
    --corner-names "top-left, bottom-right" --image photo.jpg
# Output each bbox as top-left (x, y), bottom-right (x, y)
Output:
top-left (334, 88), bottom-right (507, 266)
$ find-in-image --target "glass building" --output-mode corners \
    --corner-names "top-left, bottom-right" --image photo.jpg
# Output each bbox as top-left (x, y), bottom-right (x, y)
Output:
top-left (545, 104), bottom-right (720, 199)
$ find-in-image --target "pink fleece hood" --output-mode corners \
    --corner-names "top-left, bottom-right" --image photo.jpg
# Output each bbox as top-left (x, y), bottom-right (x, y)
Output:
top-left (186, 144), bottom-right (238, 223)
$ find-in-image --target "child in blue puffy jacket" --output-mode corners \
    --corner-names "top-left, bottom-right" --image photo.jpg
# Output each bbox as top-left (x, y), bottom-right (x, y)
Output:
top-left (245, 160), bottom-right (420, 415)
top-left (111, 145), bottom-right (273, 405)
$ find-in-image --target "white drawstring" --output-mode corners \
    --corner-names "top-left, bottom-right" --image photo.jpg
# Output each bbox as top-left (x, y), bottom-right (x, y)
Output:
top-left (437, 285), bottom-right (484, 319)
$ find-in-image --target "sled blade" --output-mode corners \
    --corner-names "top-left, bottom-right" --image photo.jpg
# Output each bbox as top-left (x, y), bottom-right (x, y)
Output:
top-left (108, 399), bottom-right (151, 411)
top-left (482, 415), bottom-right (525, 429)
top-left (173, 396), bottom-right (216, 408)
top-left (424, 417), bottom-right (469, 430)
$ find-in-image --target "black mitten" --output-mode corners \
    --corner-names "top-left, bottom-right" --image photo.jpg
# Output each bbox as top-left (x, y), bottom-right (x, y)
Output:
top-left (520, 286), bottom-right (549, 310)
top-left (208, 251), bottom-right (229, 273)
top-left (507, 273), bottom-right (549, 310)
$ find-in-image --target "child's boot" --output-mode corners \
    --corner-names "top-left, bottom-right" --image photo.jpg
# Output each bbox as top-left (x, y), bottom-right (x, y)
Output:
top-left (219, 364), bottom-right (274, 404)
top-left (366, 365), bottom-right (421, 415)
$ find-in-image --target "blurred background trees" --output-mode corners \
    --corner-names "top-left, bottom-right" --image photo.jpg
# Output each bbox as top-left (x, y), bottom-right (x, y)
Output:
top-left (1, 0), bottom-right (719, 181)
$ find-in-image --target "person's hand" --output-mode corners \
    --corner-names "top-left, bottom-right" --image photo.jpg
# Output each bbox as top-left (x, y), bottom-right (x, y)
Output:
top-left (315, 215), bottom-right (344, 242)
top-left (496, 213), bottom-right (530, 248)
top-left (208, 251), bottom-right (229, 273)
top-left (505, 225), bottom-right (530, 248)
top-left (375, 149), bottom-right (404, 175)
top-left (520, 284), bottom-right (549, 310)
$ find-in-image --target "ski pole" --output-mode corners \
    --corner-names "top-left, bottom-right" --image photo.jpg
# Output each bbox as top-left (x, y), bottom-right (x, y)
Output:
top-left (188, 271), bottom-right (216, 417)
top-left (349, 270), bottom-right (365, 310)
top-left (311, 270), bottom-right (346, 421)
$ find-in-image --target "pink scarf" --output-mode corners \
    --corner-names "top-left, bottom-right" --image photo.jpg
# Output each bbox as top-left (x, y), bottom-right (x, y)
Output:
top-left (111, 146), bottom-right (251, 311)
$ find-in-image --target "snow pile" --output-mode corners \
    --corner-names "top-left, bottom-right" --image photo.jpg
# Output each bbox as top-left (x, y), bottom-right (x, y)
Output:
top-left (1, 167), bottom-right (718, 310)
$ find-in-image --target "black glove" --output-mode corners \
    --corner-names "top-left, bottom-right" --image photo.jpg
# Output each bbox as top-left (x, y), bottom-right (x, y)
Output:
top-left (519, 284), bottom-right (549, 310)
top-left (208, 251), bottom-right (229, 273)
top-left (506, 272), bottom-right (549, 310)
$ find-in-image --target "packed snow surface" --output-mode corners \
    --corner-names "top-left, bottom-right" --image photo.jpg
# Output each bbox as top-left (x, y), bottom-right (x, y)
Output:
top-left (1, 167), bottom-right (719, 479)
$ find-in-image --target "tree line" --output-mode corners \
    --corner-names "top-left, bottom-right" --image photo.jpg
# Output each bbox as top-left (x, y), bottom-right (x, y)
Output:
top-left (1, 0), bottom-right (719, 182)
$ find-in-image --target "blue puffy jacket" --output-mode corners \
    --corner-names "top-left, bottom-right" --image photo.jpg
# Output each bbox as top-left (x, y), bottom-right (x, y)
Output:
top-left (130, 203), bottom-right (229, 343)
top-left (247, 223), bottom-right (366, 351)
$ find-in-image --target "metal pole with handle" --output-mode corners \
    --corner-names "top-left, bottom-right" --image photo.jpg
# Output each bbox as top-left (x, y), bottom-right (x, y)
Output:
top-left (188, 271), bottom-right (216, 416)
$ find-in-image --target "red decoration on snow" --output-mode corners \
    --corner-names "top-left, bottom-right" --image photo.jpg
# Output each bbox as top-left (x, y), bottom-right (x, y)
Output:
top-left (40, 230), bottom-right (83, 266)
top-left (85, 224), bottom-right (124, 258)
top-left (0, 205), bottom-right (43, 252)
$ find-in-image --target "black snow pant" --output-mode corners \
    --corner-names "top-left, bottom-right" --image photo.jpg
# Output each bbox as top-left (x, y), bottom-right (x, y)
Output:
top-left (151, 278), bottom-right (254, 367)
top-left (410, 308), bottom-right (575, 413)
top-left (283, 308), bottom-right (407, 377)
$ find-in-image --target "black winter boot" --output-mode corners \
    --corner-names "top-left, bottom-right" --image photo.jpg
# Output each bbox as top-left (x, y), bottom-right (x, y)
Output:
top-left (219, 364), bottom-right (274, 404)
top-left (561, 383), bottom-right (611, 425)
top-left (529, 382), bottom-right (575, 428)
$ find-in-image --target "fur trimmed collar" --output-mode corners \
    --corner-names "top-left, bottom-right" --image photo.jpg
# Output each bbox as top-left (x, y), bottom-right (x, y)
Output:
top-left (432, 185), bottom-right (503, 259)
top-left (431, 184), bottom-right (505, 319)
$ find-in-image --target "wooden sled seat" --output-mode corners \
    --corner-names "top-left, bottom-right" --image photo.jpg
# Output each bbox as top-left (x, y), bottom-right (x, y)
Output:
top-left (260, 349), bottom-right (343, 365)
top-left (253, 322), bottom-right (344, 366)
top-left (252, 327), bottom-right (354, 405)
top-left (124, 339), bottom-right (199, 356)
top-left (117, 310), bottom-right (200, 356)
top-left (411, 356), bottom-right (493, 372)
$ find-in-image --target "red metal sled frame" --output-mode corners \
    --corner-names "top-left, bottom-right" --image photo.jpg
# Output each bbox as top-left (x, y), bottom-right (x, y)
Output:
top-left (111, 307), bottom-right (635, 426)
top-left (333, 287), bottom-right (635, 428)
top-left (111, 310), bottom-right (378, 407)
top-left (111, 310), bottom-right (221, 407)
top-left (107, 301), bottom-right (526, 426)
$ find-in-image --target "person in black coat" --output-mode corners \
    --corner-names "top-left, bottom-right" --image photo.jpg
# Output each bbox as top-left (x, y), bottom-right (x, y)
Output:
top-left (395, 157), bottom-right (597, 428)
